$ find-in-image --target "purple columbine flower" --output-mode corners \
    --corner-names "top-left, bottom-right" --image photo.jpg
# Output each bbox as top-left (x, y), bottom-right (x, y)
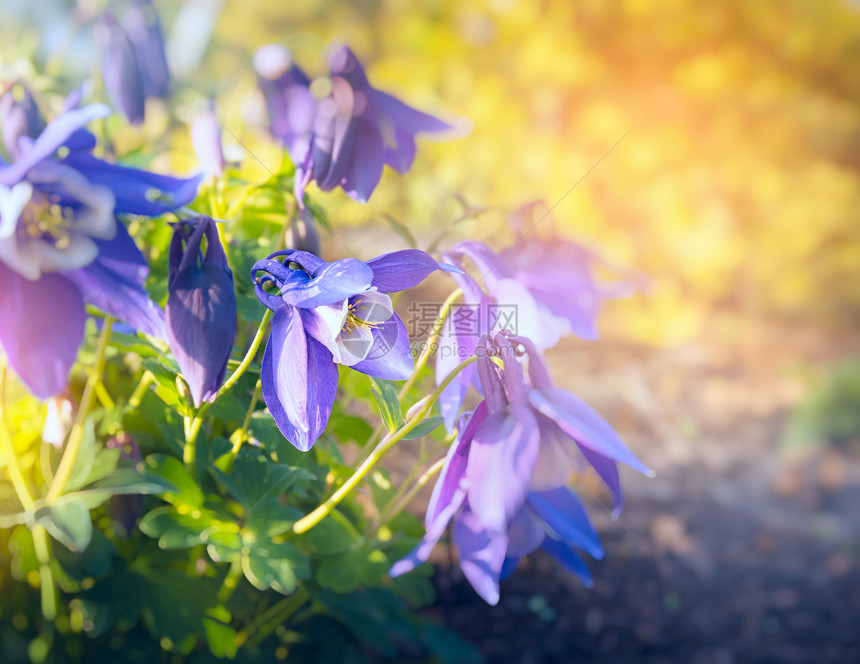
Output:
top-left (251, 248), bottom-right (457, 451)
top-left (165, 216), bottom-right (236, 407)
top-left (254, 44), bottom-right (450, 204)
top-left (436, 229), bottom-right (636, 429)
top-left (0, 103), bottom-right (202, 398)
top-left (286, 207), bottom-right (322, 256)
top-left (95, 14), bottom-right (147, 125)
top-left (390, 333), bottom-right (650, 605)
top-left (122, 0), bottom-right (171, 99)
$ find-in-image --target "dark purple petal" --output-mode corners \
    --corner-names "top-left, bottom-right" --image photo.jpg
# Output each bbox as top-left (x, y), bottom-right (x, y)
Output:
top-left (493, 333), bottom-right (529, 405)
top-left (528, 488), bottom-right (603, 558)
top-left (60, 152), bottom-right (202, 216)
top-left (0, 104), bottom-right (110, 186)
top-left (0, 264), bottom-right (85, 399)
top-left (310, 80), bottom-right (355, 191)
top-left (349, 314), bottom-right (413, 381)
top-left (261, 306), bottom-right (338, 451)
top-left (122, 0), bottom-right (170, 99)
top-left (465, 404), bottom-right (539, 534)
top-left (499, 556), bottom-right (520, 581)
top-left (165, 219), bottom-right (236, 406)
top-left (279, 257), bottom-right (373, 309)
top-left (383, 127), bottom-right (416, 174)
top-left (327, 45), bottom-right (370, 89)
top-left (96, 16), bottom-right (146, 124)
top-left (366, 249), bottom-right (459, 293)
top-left (540, 538), bottom-right (593, 587)
top-left (341, 116), bottom-right (384, 203)
top-left (65, 222), bottom-right (166, 339)
top-left (530, 387), bottom-right (652, 476)
top-left (452, 507), bottom-right (508, 606)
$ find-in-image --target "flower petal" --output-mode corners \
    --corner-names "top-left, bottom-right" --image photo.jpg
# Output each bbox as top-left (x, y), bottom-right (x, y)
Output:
top-left (370, 89), bottom-right (451, 135)
top-left (280, 257), bottom-right (373, 309)
top-left (341, 116), bottom-right (384, 203)
top-left (366, 249), bottom-right (459, 293)
top-left (349, 314), bottom-right (414, 380)
top-left (527, 488), bottom-right (603, 558)
top-left (465, 404), bottom-right (540, 534)
top-left (261, 305), bottom-right (337, 451)
top-left (65, 222), bottom-right (166, 339)
top-left (452, 507), bottom-right (508, 606)
top-left (0, 264), bottom-right (84, 399)
top-left (530, 387), bottom-right (652, 476)
top-left (506, 508), bottom-right (545, 558)
top-left (540, 538), bottom-right (593, 587)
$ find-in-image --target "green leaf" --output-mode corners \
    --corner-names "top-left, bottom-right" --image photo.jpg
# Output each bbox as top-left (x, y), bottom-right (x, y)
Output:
top-left (65, 419), bottom-right (97, 493)
top-left (245, 498), bottom-right (302, 538)
top-left (302, 509), bottom-right (359, 557)
top-left (212, 446), bottom-right (314, 509)
top-left (203, 619), bottom-right (238, 659)
top-left (143, 454), bottom-right (204, 508)
top-left (401, 416), bottom-right (444, 440)
top-left (316, 548), bottom-right (389, 594)
top-left (329, 414), bottom-right (374, 445)
top-left (370, 377), bottom-right (403, 433)
top-left (40, 499), bottom-right (93, 552)
top-left (241, 541), bottom-right (309, 595)
top-left (139, 506), bottom-right (219, 550)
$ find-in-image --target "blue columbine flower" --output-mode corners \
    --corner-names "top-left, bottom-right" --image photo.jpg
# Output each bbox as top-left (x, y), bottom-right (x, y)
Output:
top-left (254, 44), bottom-right (450, 204)
top-left (122, 0), bottom-right (171, 100)
top-left (390, 333), bottom-right (650, 605)
top-left (251, 248), bottom-right (457, 451)
top-left (165, 216), bottom-right (236, 407)
top-left (0, 102), bottom-right (201, 398)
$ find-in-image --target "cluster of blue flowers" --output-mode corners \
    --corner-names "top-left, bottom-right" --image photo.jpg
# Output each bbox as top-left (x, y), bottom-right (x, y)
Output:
top-left (0, 2), bottom-right (648, 608)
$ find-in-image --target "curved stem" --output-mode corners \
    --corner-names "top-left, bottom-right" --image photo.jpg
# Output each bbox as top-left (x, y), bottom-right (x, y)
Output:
top-left (0, 363), bottom-right (56, 619)
top-left (398, 288), bottom-right (462, 400)
top-left (226, 379), bottom-right (261, 470)
top-left (377, 456), bottom-right (445, 529)
top-left (47, 316), bottom-right (113, 503)
top-left (292, 355), bottom-right (478, 535)
top-left (185, 308), bottom-right (273, 466)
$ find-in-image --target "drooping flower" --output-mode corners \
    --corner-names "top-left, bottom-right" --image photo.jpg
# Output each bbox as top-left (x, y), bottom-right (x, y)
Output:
top-left (391, 333), bottom-right (650, 605)
top-left (436, 221), bottom-right (637, 429)
top-left (251, 248), bottom-right (457, 451)
top-left (122, 0), bottom-right (171, 99)
top-left (254, 44), bottom-right (451, 203)
top-left (95, 14), bottom-right (147, 125)
top-left (0, 103), bottom-right (201, 398)
top-left (165, 216), bottom-right (236, 407)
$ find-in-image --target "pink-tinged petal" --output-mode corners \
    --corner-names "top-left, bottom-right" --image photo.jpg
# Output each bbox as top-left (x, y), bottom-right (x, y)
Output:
top-left (530, 387), bottom-right (652, 476)
top-left (366, 249), bottom-right (460, 293)
top-left (426, 401), bottom-right (488, 529)
top-left (529, 415), bottom-right (581, 491)
top-left (452, 507), bottom-right (508, 606)
top-left (449, 241), bottom-right (513, 290)
top-left (540, 538), bottom-right (593, 587)
top-left (492, 333), bottom-right (529, 405)
top-left (528, 488), bottom-right (603, 559)
top-left (436, 309), bottom-right (476, 431)
top-left (506, 508), bottom-right (545, 558)
top-left (261, 305), bottom-right (338, 451)
top-left (0, 104), bottom-right (110, 186)
top-left (349, 314), bottom-right (414, 381)
top-left (341, 116), bottom-right (384, 203)
top-left (475, 336), bottom-right (506, 414)
top-left (0, 264), bottom-right (85, 399)
top-left (466, 404), bottom-right (540, 534)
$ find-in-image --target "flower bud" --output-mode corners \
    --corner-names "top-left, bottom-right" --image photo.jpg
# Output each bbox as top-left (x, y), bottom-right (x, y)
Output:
top-left (165, 216), bottom-right (237, 407)
top-left (95, 14), bottom-right (146, 125)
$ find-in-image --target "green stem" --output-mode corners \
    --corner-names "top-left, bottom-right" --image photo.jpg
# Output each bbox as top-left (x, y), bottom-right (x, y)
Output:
top-left (225, 379), bottom-right (261, 470)
top-left (128, 371), bottom-right (154, 408)
top-left (47, 316), bottom-right (113, 504)
top-left (184, 308), bottom-right (273, 467)
top-left (398, 288), bottom-right (462, 400)
top-left (245, 586), bottom-right (310, 647)
top-left (217, 558), bottom-right (243, 603)
top-left (292, 355), bottom-right (478, 534)
top-left (0, 363), bottom-right (56, 619)
top-left (377, 457), bottom-right (445, 528)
